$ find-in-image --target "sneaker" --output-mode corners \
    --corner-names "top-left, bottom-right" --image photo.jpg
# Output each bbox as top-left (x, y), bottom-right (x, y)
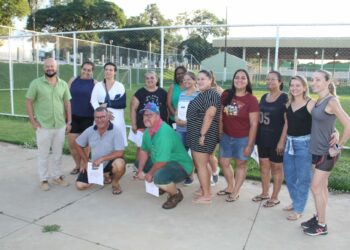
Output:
top-left (40, 181), bottom-right (50, 191)
top-left (301, 215), bottom-right (318, 229)
top-left (52, 176), bottom-right (69, 187)
top-left (303, 223), bottom-right (328, 236)
top-left (162, 189), bottom-right (184, 209)
top-left (211, 168), bottom-right (220, 186)
top-left (183, 177), bottom-right (194, 186)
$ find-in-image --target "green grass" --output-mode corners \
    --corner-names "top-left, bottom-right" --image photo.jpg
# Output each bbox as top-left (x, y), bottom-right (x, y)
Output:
top-left (42, 224), bottom-right (61, 233)
top-left (1, 84), bottom-right (350, 191)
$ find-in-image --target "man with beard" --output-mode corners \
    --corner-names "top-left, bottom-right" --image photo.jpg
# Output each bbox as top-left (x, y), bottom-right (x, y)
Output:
top-left (26, 58), bottom-right (72, 191)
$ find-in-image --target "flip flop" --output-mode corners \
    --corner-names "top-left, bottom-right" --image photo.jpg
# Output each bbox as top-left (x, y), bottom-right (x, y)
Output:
top-left (283, 204), bottom-right (294, 211)
top-left (217, 189), bottom-right (232, 196)
top-left (112, 186), bottom-right (122, 195)
top-left (252, 194), bottom-right (270, 202)
top-left (70, 168), bottom-right (79, 175)
top-left (263, 200), bottom-right (280, 208)
top-left (287, 213), bottom-right (302, 221)
top-left (226, 194), bottom-right (239, 202)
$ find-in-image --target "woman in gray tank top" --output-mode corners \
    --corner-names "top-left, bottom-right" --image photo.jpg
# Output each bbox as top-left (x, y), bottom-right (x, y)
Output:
top-left (302, 70), bottom-right (350, 236)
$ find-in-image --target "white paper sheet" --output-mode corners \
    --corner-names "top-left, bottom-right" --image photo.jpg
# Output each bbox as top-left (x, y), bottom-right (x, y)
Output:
top-left (250, 145), bottom-right (259, 165)
top-left (128, 130), bottom-right (144, 147)
top-left (87, 162), bottom-right (104, 186)
top-left (145, 181), bottom-right (159, 197)
top-left (177, 101), bottom-right (189, 121)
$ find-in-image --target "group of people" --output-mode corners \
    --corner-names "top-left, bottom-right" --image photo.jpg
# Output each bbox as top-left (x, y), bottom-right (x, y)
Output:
top-left (26, 58), bottom-right (350, 236)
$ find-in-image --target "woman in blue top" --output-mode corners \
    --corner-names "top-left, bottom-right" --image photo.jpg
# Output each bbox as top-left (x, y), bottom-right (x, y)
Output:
top-left (68, 61), bottom-right (96, 175)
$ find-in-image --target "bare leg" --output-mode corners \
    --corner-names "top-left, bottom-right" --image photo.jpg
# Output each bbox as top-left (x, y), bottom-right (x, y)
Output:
top-left (270, 162), bottom-right (284, 201)
top-left (230, 159), bottom-right (247, 198)
top-left (67, 133), bottom-right (81, 170)
top-left (192, 151), bottom-right (211, 198)
top-left (209, 153), bottom-right (218, 174)
top-left (158, 183), bottom-right (177, 195)
top-left (111, 158), bottom-right (126, 194)
top-left (219, 157), bottom-right (234, 193)
top-left (310, 169), bottom-right (330, 224)
top-left (259, 158), bottom-right (271, 197)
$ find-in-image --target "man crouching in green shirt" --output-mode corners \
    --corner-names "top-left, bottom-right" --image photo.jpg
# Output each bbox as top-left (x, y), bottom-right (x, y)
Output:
top-left (134, 102), bottom-right (193, 209)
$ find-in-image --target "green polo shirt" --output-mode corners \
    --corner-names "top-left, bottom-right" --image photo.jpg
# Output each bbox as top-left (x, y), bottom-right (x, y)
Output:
top-left (26, 76), bottom-right (71, 129)
top-left (141, 122), bottom-right (193, 175)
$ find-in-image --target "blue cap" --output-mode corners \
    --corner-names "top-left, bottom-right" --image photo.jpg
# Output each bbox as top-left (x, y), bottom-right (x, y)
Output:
top-left (139, 102), bottom-right (160, 114)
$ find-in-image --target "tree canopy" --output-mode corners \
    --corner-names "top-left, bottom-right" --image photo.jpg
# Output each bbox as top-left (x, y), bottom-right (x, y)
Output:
top-left (0, 0), bottom-right (30, 26)
top-left (26, 0), bottom-right (126, 36)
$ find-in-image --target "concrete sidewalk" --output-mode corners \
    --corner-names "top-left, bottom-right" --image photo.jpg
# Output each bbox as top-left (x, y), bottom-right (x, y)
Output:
top-left (0, 142), bottom-right (349, 250)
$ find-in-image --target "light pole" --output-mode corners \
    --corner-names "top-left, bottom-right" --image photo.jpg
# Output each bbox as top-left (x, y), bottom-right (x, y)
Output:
top-left (333, 50), bottom-right (339, 76)
top-left (109, 40), bottom-right (113, 62)
top-left (314, 50), bottom-right (319, 71)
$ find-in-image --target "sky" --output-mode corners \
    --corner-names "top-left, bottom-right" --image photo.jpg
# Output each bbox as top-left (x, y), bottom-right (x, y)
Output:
top-left (110, 0), bottom-right (350, 25)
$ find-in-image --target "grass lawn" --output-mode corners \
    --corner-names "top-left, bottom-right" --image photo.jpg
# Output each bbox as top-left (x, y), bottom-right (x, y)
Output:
top-left (1, 85), bottom-right (350, 191)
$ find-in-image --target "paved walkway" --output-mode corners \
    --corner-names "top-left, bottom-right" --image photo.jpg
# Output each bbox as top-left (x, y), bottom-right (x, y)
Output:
top-left (0, 142), bottom-right (349, 250)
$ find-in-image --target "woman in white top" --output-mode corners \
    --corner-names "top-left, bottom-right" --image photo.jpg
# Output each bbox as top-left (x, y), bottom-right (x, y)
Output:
top-left (90, 62), bottom-right (127, 146)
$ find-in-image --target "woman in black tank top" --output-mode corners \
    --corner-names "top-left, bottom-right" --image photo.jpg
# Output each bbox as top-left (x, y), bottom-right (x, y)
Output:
top-left (302, 70), bottom-right (350, 236)
top-left (283, 76), bottom-right (315, 221)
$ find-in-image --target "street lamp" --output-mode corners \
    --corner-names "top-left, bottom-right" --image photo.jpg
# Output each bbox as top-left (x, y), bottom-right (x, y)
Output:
top-left (333, 50), bottom-right (339, 76)
top-left (314, 50), bottom-right (319, 70)
top-left (109, 40), bottom-right (113, 62)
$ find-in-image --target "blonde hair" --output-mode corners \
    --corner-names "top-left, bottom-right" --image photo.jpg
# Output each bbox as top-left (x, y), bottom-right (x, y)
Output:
top-left (287, 75), bottom-right (310, 106)
top-left (315, 69), bottom-right (337, 96)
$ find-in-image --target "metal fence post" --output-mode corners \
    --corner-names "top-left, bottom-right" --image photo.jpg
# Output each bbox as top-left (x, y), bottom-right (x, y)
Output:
top-left (160, 28), bottom-right (164, 88)
top-left (274, 26), bottom-right (280, 70)
top-left (8, 28), bottom-right (14, 115)
top-left (73, 32), bottom-right (77, 77)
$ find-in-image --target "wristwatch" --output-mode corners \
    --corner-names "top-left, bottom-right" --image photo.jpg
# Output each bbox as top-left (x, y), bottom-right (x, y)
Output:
top-left (335, 144), bottom-right (343, 151)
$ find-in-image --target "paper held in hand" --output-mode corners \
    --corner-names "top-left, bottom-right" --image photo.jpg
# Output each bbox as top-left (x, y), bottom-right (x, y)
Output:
top-left (145, 181), bottom-right (159, 197)
top-left (87, 162), bottom-right (104, 186)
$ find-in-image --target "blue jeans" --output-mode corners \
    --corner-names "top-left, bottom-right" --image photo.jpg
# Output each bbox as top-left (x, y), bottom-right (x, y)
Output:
top-left (283, 135), bottom-right (312, 214)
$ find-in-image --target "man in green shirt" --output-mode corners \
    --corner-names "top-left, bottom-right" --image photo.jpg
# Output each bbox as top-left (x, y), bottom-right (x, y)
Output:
top-left (26, 58), bottom-right (72, 191)
top-left (135, 102), bottom-right (193, 209)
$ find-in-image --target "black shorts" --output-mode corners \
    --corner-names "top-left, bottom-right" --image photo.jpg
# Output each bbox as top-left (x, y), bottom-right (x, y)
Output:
top-left (257, 146), bottom-right (283, 163)
top-left (312, 154), bottom-right (339, 172)
top-left (70, 115), bottom-right (94, 134)
top-left (76, 160), bottom-right (114, 184)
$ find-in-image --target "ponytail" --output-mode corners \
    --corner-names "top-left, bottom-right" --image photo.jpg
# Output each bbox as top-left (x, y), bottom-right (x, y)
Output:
top-left (328, 82), bottom-right (337, 96)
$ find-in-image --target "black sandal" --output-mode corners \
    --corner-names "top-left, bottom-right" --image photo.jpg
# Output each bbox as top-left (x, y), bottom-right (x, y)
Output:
top-left (70, 168), bottom-right (79, 175)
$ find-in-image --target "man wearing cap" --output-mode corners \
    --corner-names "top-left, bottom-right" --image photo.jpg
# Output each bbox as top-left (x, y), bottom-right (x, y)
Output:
top-left (135, 102), bottom-right (193, 209)
top-left (75, 107), bottom-right (126, 195)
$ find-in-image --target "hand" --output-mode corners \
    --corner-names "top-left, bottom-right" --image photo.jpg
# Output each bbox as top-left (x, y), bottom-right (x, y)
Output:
top-left (100, 103), bottom-right (107, 108)
top-left (131, 124), bottom-right (137, 134)
top-left (329, 146), bottom-right (340, 157)
top-left (243, 145), bottom-right (253, 157)
top-left (329, 131), bottom-right (339, 147)
top-left (31, 120), bottom-right (41, 130)
top-left (65, 123), bottom-right (72, 134)
top-left (145, 173), bottom-right (153, 183)
top-left (276, 141), bottom-right (285, 156)
top-left (92, 158), bottom-right (103, 168)
top-left (108, 111), bottom-right (114, 121)
top-left (80, 162), bottom-right (88, 173)
top-left (199, 135), bottom-right (205, 146)
top-left (133, 171), bottom-right (145, 180)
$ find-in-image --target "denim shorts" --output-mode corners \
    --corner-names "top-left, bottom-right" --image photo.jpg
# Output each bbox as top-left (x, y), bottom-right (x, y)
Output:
top-left (219, 133), bottom-right (249, 161)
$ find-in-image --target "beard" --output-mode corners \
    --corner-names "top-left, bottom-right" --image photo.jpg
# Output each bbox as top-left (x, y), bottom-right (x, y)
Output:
top-left (45, 71), bottom-right (57, 78)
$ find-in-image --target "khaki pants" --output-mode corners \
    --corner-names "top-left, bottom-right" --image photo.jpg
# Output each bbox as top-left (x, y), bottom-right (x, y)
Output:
top-left (36, 126), bottom-right (66, 181)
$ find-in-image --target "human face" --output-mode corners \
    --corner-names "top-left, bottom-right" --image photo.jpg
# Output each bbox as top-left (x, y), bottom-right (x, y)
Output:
top-left (266, 73), bottom-right (280, 91)
top-left (233, 71), bottom-right (248, 91)
top-left (143, 111), bottom-right (159, 128)
top-left (183, 75), bottom-right (195, 89)
top-left (175, 69), bottom-right (186, 83)
top-left (196, 72), bottom-right (211, 92)
top-left (145, 73), bottom-right (157, 89)
top-left (289, 79), bottom-right (306, 98)
top-left (43, 58), bottom-right (57, 78)
top-left (311, 72), bottom-right (329, 94)
top-left (104, 65), bottom-right (116, 80)
top-left (94, 111), bottom-right (109, 129)
top-left (80, 64), bottom-right (93, 79)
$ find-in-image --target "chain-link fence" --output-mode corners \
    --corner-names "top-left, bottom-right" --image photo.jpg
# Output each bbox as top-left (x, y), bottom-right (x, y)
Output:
top-left (1, 24), bottom-right (350, 116)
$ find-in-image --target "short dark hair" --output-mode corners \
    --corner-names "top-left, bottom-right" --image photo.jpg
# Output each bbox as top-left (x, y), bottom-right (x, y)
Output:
top-left (82, 61), bottom-right (95, 70)
top-left (95, 106), bottom-right (108, 114)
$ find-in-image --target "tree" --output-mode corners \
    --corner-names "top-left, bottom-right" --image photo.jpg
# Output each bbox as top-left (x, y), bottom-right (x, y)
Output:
top-left (137, 4), bottom-right (172, 26)
top-left (176, 9), bottom-right (226, 39)
top-left (179, 34), bottom-right (218, 63)
top-left (0, 0), bottom-right (30, 26)
top-left (26, 0), bottom-right (126, 40)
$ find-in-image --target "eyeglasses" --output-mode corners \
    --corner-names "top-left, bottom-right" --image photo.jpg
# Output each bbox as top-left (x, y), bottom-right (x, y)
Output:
top-left (95, 115), bottom-right (107, 120)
